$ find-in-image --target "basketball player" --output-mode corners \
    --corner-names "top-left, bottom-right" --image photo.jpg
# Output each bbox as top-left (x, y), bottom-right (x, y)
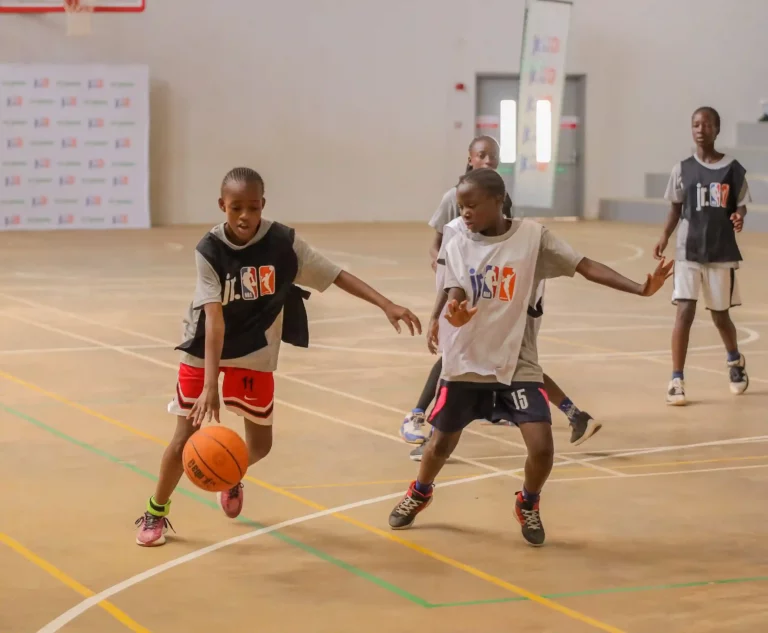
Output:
top-left (654, 107), bottom-right (750, 405)
top-left (388, 169), bottom-right (672, 546)
top-left (135, 167), bottom-right (421, 547)
top-left (401, 135), bottom-right (599, 455)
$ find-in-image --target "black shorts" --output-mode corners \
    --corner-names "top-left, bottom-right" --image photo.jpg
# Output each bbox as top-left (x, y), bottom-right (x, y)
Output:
top-left (428, 380), bottom-right (552, 433)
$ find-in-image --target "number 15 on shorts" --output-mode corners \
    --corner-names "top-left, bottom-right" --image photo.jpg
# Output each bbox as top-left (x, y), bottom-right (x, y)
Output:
top-left (510, 389), bottom-right (528, 410)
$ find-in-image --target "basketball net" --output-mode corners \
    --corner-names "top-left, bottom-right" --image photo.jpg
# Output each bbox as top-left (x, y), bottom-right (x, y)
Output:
top-left (64, 0), bottom-right (94, 36)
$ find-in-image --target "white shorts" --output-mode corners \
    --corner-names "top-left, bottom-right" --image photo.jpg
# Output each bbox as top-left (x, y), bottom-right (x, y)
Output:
top-left (672, 261), bottom-right (741, 311)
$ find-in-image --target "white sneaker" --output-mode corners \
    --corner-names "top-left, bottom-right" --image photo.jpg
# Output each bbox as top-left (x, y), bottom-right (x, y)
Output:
top-left (666, 378), bottom-right (687, 406)
top-left (400, 411), bottom-right (429, 444)
top-left (727, 354), bottom-right (749, 395)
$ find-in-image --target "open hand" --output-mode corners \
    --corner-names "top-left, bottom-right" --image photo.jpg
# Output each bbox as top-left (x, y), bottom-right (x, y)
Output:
top-left (731, 211), bottom-right (745, 232)
top-left (427, 317), bottom-right (439, 354)
top-left (653, 236), bottom-right (669, 260)
top-left (444, 299), bottom-right (478, 327)
top-left (384, 302), bottom-right (422, 335)
top-left (640, 258), bottom-right (674, 297)
top-left (188, 384), bottom-right (221, 427)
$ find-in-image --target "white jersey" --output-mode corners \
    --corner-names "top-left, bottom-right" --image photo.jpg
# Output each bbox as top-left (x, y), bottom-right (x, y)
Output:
top-left (441, 219), bottom-right (543, 385)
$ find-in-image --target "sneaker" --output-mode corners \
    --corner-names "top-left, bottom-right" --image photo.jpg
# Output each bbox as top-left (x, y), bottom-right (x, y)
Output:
top-left (389, 481), bottom-right (433, 529)
top-left (666, 377), bottom-right (687, 406)
top-left (514, 491), bottom-right (545, 547)
top-left (135, 512), bottom-right (174, 547)
top-left (217, 482), bottom-right (244, 519)
top-left (569, 411), bottom-right (602, 446)
top-left (728, 354), bottom-right (749, 395)
top-left (409, 441), bottom-right (426, 462)
top-left (400, 411), bottom-right (429, 444)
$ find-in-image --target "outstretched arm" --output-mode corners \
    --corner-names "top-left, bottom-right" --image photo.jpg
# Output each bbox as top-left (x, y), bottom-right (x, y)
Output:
top-left (333, 270), bottom-right (422, 335)
top-left (576, 257), bottom-right (673, 297)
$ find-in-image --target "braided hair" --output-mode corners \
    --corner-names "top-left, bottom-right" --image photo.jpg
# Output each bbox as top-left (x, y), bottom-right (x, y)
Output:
top-left (462, 136), bottom-right (513, 218)
top-left (221, 167), bottom-right (265, 193)
top-left (458, 167), bottom-right (507, 201)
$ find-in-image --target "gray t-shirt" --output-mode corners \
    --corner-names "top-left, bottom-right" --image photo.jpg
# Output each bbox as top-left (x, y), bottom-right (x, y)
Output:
top-left (180, 220), bottom-right (342, 371)
top-left (514, 227), bottom-right (583, 382)
top-left (664, 154), bottom-right (750, 268)
top-left (428, 188), bottom-right (460, 234)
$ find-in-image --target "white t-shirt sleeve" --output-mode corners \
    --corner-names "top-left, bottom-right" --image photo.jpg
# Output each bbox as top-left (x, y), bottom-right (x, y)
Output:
top-left (443, 243), bottom-right (462, 291)
top-left (293, 235), bottom-right (343, 291)
top-left (738, 178), bottom-right (752, 205)
top-left (428, 189), bottom-right (459, 234)
top-left (535, 227), bottom-right (584, 280)
top-left (192, 251), bottom-right (223, 308)
top-left (664, 162), bottom-right (685, 203)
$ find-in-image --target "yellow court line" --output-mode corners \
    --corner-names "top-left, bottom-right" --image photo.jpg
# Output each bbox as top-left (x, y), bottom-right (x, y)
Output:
top-left (0, 533), bottom-right (151, 633)
top-left (0, 369), bottom-right (626, 633)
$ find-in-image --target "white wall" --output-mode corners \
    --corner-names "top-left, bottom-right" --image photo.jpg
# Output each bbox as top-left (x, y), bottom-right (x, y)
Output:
top-left (1, 0), bottom-right (766, 225)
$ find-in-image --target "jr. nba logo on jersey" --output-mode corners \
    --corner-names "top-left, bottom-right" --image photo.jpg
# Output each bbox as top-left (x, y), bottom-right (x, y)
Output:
top-left (259, 265), bottom-right (276, 296)
top-left (469, 264), bottom-right (516, 304)
top-left (481, 265), bottom-right (499, 299)
top-left (240, 267), bottom-right (259, 301)
top-left (695, 182), bottom-right (730, 211)
top-left (498, 267), bottom-right (516, 302)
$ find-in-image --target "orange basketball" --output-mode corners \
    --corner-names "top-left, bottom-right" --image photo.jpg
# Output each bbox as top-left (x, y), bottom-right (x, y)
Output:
top-left (182, 426), bottom-right (249, 492)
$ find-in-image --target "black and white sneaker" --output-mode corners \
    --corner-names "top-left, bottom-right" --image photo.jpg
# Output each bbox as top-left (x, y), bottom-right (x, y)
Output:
top-left (569, 411), bottom-right (602, 446)
top-left (666, 377), bottom-right (687, 406)
top-left (514, 491), bottom-right (545, 546)
top-left (388, 481), bottom-right (433, 529)
top-left (728, 354), bottom-right (749, 395)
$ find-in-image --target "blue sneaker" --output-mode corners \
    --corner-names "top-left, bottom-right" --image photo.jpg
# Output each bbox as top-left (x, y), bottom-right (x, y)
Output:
top-left (400, 410), bottom-right (429, 444)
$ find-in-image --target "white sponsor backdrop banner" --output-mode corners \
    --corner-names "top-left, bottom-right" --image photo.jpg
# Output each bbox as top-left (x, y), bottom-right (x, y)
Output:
top-left (513, 0), bottom-right (572, 209)
top-left (0, 64), bottom-right (149, 230)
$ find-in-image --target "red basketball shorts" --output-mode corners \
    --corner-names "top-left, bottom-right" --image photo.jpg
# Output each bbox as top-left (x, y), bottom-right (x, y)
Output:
top-left (168, 363), bottom-right (275, 425)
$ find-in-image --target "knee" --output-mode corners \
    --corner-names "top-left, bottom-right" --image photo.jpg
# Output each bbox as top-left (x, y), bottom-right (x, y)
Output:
top-left (676, 302), bottom-right (696, 327)
top-left (528, 435), bottom-right (554, 465)
top-left (710, 309), bottom-right (731, 329)
top-left (167, 436), bottom-right (189, 462)
top-left (429, 434), bottom-right (456, 460)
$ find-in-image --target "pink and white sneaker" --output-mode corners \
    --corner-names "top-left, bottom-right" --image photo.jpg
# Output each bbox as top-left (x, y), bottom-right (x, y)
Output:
top-left (217, 483), bottom-right (244, 518)
top-left (135, 512), bottom-right (174, 547)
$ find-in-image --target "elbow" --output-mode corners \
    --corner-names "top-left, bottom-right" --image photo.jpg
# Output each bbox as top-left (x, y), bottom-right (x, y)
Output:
top-left (575, 257), bottom-right (593, 280)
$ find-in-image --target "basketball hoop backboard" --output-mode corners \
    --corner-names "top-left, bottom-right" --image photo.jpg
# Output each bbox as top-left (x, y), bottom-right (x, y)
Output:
top-left (0, 0), bottom-right (144, 11)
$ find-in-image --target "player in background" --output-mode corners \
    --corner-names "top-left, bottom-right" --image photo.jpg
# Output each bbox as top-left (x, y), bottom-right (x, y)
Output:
top-left (389, 168), bottom-right (672, 546)
top-left (654, 107), bottom-right (749, 405)
top-left (401, 135), bottom-right (598, 457)
top-left (135, 167), bottom-right (421, 547)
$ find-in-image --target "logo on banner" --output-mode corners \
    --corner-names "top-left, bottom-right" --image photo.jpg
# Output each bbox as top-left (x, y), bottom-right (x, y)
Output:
top-left (4, 176), bottom-right (21, 186)
top-left (58, 214), bottom-right (75, 225)
top-left (88, 79), bottom-right (104, 89)
top-left (88, 118), bottom-right (105, 128)
top-left (112, 214), bottom-right (130, 225)
top-left (113, 176), bottom-right (129, 186)
top-left (6, 96), bottom-right (23, 107)
top-left (59, 176), bottom-right (76, 186)
top-left (35, 117), bottom-right (51, 128)
top-left (32, 196), bottom-right (49, 207)
top-left (35, 158), bottom-right (51, 169)
top-left (34, 78), bottom-right (50, 88)
top-left (7, 138), bottom-right (23, 149)
top-left (115, 138), bottom-right (132, 149)
top-left (89, 159), bottom-right (106, 169)
top-left (62, 137), bottom-right (78, 148)
top-left (61, 97), bottom-right (78, 107)
top-left (4, 215), bottom-right (22, 226)
top-left (115, 97), bottom-right (131, 108)
top-left (86, 196), bottom-right (102, 207)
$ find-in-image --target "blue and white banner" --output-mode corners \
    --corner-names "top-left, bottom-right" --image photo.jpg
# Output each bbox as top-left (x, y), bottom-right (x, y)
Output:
top-left (513, 0), bottom-right (573, 209)
top-left (0, 64), bottom-right (149, 230)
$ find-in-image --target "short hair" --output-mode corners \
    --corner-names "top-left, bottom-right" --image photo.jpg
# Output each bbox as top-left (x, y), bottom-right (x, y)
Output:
top-left (458, 167), bottom-right (506, 199)
top-left (465, 135), bottom-right (500, 173)
top-left (693, 106), bottom-right (721, 130)
top-left (221, 167), bottom-right (265, 192)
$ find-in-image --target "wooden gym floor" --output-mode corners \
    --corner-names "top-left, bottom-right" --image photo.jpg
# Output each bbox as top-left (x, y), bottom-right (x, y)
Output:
top-left (1, 221), bottom-right (768, 633)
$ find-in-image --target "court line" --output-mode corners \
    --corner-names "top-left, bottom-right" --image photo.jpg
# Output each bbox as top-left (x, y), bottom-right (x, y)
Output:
top-left (430, 574), bottom-right (768, 609)
top-left (5, 398), bottom-right (624, 633)
top-left (0, 532), bottom-right (151, 633)
top-left (0, 400), bottom-right (431, 611)
top-left (0, 344), bottom-right (167, 356)
top-left (0, 374), bottom-right (622, 633)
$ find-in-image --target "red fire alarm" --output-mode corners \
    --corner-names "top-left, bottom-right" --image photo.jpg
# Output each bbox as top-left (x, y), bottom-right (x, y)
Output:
top-left (455, 82), bottom-right (466, 92)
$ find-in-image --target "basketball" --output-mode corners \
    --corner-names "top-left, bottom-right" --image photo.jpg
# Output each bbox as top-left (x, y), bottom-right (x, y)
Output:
top-left (182, 426), bottom-right (249, 492)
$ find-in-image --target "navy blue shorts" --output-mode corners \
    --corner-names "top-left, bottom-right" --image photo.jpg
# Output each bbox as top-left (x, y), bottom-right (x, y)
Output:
top-left (428, 380), bottom-right (552, 433)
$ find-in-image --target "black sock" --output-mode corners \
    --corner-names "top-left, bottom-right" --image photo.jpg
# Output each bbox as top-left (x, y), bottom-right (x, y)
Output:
top-left (415, 358), bottom-right (443, 412)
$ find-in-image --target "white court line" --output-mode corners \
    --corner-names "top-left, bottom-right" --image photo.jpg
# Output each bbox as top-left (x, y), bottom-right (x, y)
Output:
top-left (319, 249), bottom-right (399, 266)
top-left (603, 242), bottom-right (644, 266)
top-left (0, 343), bottom-right (167, 356)
top-left (36, 459), bottom-right (768, 633)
